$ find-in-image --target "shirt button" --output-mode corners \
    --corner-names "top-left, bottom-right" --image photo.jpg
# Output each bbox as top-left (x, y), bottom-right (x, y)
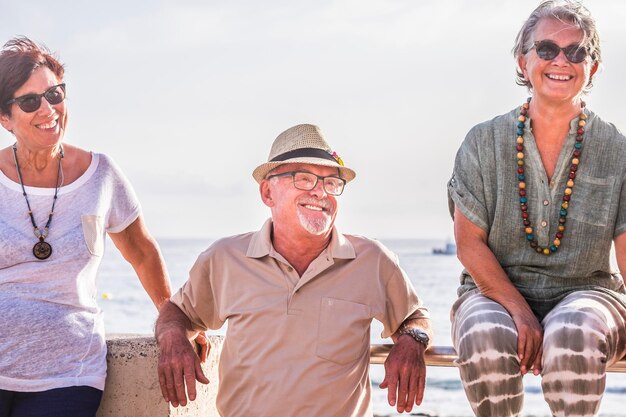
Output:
top-left (543, 200), bottom-right (549, 206)
top-left (287, 266), bottom-right (293, 272)
top-left (541, 221), bottom-right (547, 227)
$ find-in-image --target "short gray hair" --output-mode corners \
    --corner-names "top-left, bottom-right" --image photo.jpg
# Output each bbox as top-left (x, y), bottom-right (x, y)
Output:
top-left (512, 0), bottom-right (601, 92)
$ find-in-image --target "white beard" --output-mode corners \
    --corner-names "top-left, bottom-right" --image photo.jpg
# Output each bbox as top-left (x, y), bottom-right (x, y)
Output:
top-left (297, 210), bottom-right (331, 235)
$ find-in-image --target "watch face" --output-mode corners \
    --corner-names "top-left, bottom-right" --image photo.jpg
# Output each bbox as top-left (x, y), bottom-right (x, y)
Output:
top-left (414, 330), bottom-right (429, 341)
top-left (399, 325), bottom-right (429, 345)
top-left (409, 328), bottom-right (429, 345)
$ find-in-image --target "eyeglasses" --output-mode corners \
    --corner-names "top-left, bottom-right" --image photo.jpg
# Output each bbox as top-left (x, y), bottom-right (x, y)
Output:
top-left (531, 40), bottom-right (589, 64)
top-left (6, 83), bottom-right (66, 113)
top-left (266, 171), bottom-right (346, 196)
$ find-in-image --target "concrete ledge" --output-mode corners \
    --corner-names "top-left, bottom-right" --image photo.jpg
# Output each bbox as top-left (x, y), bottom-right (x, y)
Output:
top-left (96, 334), bottom-right (222, 417)
top-left (97, 335), bottom-right (626, 417)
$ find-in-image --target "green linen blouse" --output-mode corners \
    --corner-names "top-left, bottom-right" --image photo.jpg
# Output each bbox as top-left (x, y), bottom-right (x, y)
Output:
top-left (448, 107), bottom-right (626, 319)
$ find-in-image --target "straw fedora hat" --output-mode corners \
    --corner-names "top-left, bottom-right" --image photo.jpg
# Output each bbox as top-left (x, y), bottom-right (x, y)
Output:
top-left (252, 124), bottom-right (356, 184)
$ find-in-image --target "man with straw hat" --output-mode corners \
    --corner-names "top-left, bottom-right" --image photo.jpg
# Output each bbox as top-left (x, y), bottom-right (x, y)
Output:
top-left (155, 124), bottom-right (432, 416)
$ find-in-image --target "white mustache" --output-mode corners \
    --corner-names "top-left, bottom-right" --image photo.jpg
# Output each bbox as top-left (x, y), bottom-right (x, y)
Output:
top-left (297, 197), bottom-right (332, 211)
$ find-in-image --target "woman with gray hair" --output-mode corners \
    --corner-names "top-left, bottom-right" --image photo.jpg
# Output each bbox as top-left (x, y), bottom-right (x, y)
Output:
top-left (448, 1), bottom-right (626, 416)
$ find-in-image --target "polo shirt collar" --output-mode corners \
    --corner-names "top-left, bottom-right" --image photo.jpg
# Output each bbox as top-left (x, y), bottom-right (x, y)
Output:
top-left (246, 219), bottom-right (274, 258)
top-left (246, 218), bottom-right (356, 260)
top-left (328, 225), bottom-right (356, 259)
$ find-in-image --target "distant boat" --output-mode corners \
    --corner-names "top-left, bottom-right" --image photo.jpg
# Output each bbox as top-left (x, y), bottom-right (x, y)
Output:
top-left (433, 241), bottom-right (456, 255)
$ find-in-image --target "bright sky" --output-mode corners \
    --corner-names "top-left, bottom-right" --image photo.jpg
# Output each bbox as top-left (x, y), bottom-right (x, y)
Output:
top-left (2, 0), bottom-right (625, 239)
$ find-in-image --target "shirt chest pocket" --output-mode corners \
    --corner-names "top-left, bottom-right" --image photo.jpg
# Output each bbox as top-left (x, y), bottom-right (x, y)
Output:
top-left (81, 215), bottom-right (104, 256)
top-left (316, 297), bottom-right (371, 365)
top-left (568, 173), bottom-right (615, 227)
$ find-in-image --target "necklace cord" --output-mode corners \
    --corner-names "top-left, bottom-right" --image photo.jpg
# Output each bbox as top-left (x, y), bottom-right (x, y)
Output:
top-left (12, 143), bottom-right (64, 240)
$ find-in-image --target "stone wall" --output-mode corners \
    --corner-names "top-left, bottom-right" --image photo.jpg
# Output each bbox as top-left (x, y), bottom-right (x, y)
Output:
top-left (96, 334), bottom-right (223, 417)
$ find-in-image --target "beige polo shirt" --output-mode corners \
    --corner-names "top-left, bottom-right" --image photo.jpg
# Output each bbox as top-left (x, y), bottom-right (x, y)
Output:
top-left (171, 219), bottom-right (429, 417)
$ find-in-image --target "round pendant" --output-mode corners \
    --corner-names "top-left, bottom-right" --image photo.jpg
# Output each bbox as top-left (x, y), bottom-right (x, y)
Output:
top-left (33, 241), bottom-right (52, 260)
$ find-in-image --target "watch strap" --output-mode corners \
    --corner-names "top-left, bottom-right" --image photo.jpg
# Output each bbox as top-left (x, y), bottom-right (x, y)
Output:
top-left (398, 324), bottom-right (429, 347)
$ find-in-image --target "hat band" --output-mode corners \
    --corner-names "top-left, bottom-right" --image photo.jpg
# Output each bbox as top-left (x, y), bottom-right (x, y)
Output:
top-left (270, 148), bottom-right (337, 163)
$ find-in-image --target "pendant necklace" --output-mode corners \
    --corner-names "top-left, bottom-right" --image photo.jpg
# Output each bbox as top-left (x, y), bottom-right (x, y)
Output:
top-left (12, 143), bottom-right (64, 260)
top-left (516, 97), bottom-right (586, 255)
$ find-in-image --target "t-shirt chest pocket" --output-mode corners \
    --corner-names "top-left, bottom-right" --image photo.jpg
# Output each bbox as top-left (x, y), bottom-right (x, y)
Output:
top-left (81, 215), bottom-right (104, 256)
top-left (316, 297), bottom-right (371, 365)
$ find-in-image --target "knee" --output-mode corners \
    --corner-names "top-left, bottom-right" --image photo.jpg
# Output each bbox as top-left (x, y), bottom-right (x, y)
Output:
top-left (457, 324), bottom-right (518, 357)
top-left (455, 311), bottom-right (519, 376)
top-left (543, 309), bottom-right (608, 370)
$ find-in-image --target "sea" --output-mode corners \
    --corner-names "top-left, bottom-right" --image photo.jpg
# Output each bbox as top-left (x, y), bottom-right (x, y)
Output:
top-left (98, 238), bottom-right (626, 417)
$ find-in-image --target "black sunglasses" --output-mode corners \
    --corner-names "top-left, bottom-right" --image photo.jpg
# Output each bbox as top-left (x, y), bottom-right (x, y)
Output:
top-left (6, 83), bottom-right (66, 113)
top-left (531, 40), bottom-right (589, 64)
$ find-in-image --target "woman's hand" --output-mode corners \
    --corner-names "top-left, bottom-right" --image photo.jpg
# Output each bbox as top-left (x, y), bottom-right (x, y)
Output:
top-left (511, 309), bottom-right (543, 375)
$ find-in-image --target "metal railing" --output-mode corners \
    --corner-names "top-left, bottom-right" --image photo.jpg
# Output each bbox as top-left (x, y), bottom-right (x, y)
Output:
top-left (370, 345), bottom-right (626, 372)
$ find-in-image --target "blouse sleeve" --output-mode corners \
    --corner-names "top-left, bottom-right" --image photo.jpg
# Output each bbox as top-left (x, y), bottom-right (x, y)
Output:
top-left (447, 126), bottom-right (490, 232)
top-left (614, 171), bottom-right (626, 238)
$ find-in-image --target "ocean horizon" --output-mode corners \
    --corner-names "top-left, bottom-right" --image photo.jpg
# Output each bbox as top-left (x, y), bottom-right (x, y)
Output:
top-left (99, 237), bottom-right (626, 417)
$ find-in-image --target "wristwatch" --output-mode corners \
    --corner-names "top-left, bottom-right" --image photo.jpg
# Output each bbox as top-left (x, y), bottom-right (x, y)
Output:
top-left (398, 325), bottom-right (429, 347)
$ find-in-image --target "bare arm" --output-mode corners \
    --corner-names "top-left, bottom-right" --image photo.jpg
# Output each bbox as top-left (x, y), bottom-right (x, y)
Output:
top-left (454, 207), bottom-right (543, 375)
top-left (155, 301), bottom-right (209, 407)
top-left (108, 215), bottom-right (171, 309)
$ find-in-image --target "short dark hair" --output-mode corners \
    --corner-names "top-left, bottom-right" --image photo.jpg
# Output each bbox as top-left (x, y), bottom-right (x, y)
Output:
top-left (0, 36), bottom-right (65, 116)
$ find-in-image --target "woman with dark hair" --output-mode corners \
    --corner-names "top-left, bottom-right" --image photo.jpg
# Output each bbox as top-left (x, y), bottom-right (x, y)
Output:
top-left (448, 1), bottom-right (626, 416)
top-left (0, 37), bottom-right (176, 416)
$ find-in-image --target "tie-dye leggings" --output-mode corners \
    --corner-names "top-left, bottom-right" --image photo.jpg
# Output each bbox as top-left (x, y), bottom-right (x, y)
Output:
top-left (451, 290), bottom-right (626, 417)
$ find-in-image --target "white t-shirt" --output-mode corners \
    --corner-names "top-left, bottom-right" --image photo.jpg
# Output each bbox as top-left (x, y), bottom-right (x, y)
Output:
top-left (0, 153), bottom-right (140, 392)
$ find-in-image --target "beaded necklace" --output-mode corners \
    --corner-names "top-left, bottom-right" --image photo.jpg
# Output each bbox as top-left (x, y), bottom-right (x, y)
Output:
top-left (12, 143), bottom-right (64, 260)
top-left (516, 97), bottom-right (586, 255)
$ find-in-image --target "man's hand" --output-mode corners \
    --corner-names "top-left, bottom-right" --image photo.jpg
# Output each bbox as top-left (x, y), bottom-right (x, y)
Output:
top-left (156, 302), bottom-right (210, 407)
top-left (157, 328), bottom-right (210, 407)
top-left (379, 335), bottom-right (426, 413)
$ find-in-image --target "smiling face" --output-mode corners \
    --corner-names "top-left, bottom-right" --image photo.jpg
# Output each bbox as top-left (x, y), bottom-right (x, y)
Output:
top-left (261, 163), bottom-right (339, 238)
top-left (518, 17), bottom-right (598, 105)
top-left (0, 66), bottom-right (67, 151)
